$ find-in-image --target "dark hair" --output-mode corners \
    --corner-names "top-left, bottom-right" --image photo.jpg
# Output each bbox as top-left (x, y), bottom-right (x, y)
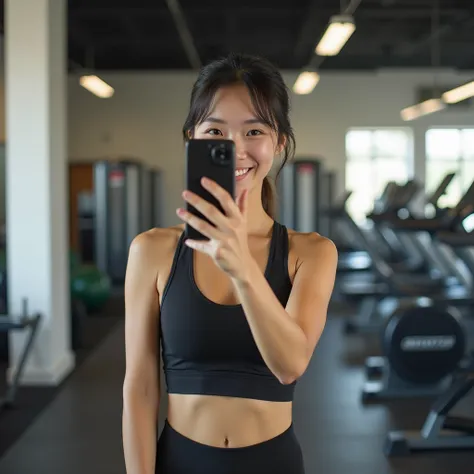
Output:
top-left (182, 52), bottom-right (296, 218)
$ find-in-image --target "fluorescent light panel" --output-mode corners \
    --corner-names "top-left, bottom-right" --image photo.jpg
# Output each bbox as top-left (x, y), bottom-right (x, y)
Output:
top-left (293, 71), bottom-right (320, 95)
top-left (315, 15), bottom-right (356, 56)
top-left (79, 75), bottom-right (115, 98)
top-left (442, 81), bottom-right (474, 104)
top-left (400, 98), bottom-right (445, 121)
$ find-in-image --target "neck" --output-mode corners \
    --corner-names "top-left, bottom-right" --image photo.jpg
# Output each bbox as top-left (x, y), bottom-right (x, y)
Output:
top-left (243, 185), bottom-right (274, 236)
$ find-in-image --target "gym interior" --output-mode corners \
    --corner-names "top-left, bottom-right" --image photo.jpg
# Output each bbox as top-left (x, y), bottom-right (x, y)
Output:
top-left (1, 0), bottom-right (474, 473)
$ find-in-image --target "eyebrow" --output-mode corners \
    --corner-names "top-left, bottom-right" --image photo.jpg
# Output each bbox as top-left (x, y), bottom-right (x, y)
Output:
top-left (204, 117), bottom-right (266, 125)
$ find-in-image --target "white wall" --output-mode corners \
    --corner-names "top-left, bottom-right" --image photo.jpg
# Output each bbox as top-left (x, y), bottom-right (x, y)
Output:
top-left (66, 68), bottom-right (473, 227)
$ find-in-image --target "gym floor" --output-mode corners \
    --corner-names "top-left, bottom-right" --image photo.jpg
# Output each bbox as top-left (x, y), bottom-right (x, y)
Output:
top-left (0, 305), bottom-right (473, 474)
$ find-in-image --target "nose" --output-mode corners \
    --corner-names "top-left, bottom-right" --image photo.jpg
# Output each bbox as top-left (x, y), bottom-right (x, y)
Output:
top-left (233, 136), bottom-right (248, 161)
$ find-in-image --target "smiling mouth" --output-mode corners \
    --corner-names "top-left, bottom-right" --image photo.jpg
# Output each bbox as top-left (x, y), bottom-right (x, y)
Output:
top-left (235, 168), bottom-right (252, 177)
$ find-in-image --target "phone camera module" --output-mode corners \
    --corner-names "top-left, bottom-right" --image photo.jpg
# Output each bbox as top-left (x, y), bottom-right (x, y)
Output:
top-left (210, 144), bottom-right (229, 165)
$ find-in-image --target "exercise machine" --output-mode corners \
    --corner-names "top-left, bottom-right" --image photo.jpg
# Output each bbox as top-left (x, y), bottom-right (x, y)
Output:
top-left (384, 219), bottom-right (474, 455)
top-left (385, 372), bottom-right (474, 455)
top-left (362, 184), bottom-right (474, 401)
top-left (0, 298), bottom-right (41, 410)
top-left (363, 301), bottom-right (468, 401)
top-left (277, 159), bottom-right (324, 233)
top-left (340, 177), bottom-right (474, 336)
top-left (93, 160), bottom-right (148, 284)
top-left (338, 181), bottom-right (474, 401)
top-left (326, 191), bottom-right (372, 272)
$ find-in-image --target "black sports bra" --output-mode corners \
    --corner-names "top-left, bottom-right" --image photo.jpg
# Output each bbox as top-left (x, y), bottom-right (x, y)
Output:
top-left (159, 221), bottom-right (295, 402)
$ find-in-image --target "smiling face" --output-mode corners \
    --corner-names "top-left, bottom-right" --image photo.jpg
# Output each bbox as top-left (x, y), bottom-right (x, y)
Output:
top-left (193, 84), bottom-right (282, 199)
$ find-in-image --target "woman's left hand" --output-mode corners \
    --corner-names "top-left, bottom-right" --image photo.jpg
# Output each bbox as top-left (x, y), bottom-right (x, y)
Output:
top-left (176, 177), bottom-right (253, 282)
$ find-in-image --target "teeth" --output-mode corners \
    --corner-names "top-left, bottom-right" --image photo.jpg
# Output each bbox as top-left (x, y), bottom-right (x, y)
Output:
top-left (235, 168), bottom-right (249, 177)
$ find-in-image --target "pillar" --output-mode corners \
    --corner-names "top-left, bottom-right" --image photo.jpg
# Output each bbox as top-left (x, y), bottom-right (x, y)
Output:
top-left (5, 0), bottom-right (74, 385)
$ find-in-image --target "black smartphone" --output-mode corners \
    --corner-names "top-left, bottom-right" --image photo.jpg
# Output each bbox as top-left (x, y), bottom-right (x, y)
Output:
top-left (185, 139), bottom-right (236, 240)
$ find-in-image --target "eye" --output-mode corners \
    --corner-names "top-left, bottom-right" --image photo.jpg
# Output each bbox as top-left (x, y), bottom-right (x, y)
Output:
top-left (247, 129), bottom-right (263, 136)
top-left (205, 128), bottom-right (223, 136)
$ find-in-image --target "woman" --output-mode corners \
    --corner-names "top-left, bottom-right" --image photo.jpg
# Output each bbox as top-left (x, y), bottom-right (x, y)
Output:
top-left (122, 53), bottom-right (338, 474)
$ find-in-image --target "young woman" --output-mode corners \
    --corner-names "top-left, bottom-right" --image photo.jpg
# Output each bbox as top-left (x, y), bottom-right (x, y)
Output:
top-left (122, 53), bottom-right (338, 474)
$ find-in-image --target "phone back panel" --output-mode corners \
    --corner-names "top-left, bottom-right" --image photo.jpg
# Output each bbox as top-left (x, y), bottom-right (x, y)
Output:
top-left (185, 139), bottom-right (235, 240)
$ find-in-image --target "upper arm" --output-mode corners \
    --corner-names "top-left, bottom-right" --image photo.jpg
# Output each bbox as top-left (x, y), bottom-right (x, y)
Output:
top-left (285, 235), bottom-right (338, 364)
top-left (123, 232), bottom-right (161, 399)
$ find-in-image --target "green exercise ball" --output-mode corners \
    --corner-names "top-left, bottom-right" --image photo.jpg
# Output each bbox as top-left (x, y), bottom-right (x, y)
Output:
top-left (69, 250), bottom-right (80, 272)
top-left (71, 265), bottom-right (111, 312)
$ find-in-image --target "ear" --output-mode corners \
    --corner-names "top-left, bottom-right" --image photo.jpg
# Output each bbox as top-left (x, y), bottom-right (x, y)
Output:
top-left (187, 129), bottom-right (193, 139)
top-left (276, 135), bottom-right (287, 155)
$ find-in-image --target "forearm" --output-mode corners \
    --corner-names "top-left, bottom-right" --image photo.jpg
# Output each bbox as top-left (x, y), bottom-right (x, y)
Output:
top-left (122, 391), bottom-right (159, 474)
top-left (233, 259), bottom-right (307, 384)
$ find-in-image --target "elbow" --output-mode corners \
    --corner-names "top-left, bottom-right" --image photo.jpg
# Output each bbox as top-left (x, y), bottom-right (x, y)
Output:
top-left (278, 343), bottom-right (310, 385)
top-left (278, 372), bottom-right (300, 385)
top-left (279, 376), bottom-right (297, 385)
top-left (278, 362), bottom-right (307, 386)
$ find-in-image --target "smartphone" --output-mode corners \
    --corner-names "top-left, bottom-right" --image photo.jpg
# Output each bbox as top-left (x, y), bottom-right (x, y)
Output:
top-left (185, 139), bottom-right (236, 240)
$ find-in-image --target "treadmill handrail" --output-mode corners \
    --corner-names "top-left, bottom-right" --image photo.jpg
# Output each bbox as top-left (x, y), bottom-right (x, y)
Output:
top-left (427, 172), bottom-right (456, 207)
top-left (436, 231), bottom-right (474, 247)
top-left (341, 210), bottom-right (394, 282)
top-left (375, 181), bottom-right (474, 231)
top-left (388, 216), bottom-right (454, 232)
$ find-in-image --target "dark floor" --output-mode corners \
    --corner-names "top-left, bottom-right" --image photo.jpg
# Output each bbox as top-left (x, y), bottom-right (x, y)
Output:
top-left (0, 307), bottom-right (473, 473)
top-left (0, 295), bottom-right (124, 457)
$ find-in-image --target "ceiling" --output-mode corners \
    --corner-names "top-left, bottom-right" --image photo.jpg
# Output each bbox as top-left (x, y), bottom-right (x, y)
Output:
top-left (9, 0), bottom-right (474, 71)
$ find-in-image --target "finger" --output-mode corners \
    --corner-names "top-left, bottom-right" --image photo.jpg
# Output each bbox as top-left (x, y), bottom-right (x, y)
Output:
top-left (184, 239), bottom-right (215, 255)
top-left (182, 190), bottom-right (228, 229)
top-left (186, 239), bottom-right (229, 263)
top-left (176, 208), bottom-right (223, 240)
top-left (201, 177), bottom-right (239, 218)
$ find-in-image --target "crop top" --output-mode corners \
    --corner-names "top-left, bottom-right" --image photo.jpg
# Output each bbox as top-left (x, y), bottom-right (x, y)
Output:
top-left (159, 220), bottom-right (295, 402)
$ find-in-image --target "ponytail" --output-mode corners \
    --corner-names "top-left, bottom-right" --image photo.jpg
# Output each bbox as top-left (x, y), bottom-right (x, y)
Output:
top-left (261, 176), bottom-right (276, 218)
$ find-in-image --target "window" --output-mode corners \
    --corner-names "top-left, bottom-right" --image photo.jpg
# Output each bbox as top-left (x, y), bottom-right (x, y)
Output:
top-left (345, 128), bottom-right (412, 223)
top-left (426, 128), bottom-right (474, 209)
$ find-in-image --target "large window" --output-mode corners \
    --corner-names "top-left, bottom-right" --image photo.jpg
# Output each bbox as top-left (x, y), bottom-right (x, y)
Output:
top-left (345, 128), bottom-right (412, 223)
top-left (426, 128), bottom-right (474, 208)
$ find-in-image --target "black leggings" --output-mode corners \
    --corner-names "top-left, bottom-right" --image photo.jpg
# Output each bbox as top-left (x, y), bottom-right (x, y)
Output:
top-left (156, 419), bottom-right (305, 474)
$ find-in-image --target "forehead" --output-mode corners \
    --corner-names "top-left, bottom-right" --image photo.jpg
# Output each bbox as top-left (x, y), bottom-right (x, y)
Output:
top-left (208, 84), bottom-right (256, 116)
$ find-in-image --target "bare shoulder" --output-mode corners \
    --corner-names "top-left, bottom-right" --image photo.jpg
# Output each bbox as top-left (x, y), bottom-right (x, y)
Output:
top-left (129, 225), bottom-right (184, 262)
top-left (287, 228), bottom-right (338, 268)
top-left (127, 225), bottom-right (185, 294)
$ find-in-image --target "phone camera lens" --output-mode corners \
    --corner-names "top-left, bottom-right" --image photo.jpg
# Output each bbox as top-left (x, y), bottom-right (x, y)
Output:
top-left (211, 144), bottom-right (228, 164)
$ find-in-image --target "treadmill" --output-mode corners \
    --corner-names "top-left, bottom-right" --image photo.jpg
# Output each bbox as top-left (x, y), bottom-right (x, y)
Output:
top-left (369, 173), bottom-right (457, 279)
top-left (385, 212), bottom-right (474, 456)
top-left (334, 182), bottom-right (420, 274)
top-left (337, 180), bottom-right (474, 335)
top-left (329, 191), bottom-right (372, 272)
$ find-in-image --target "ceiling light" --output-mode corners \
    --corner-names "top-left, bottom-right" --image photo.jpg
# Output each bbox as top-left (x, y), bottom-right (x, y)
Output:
top-left (79, 75), bottom-right (115, 99)
top-left (293, 71), bottom-right (320, 95)
top-left (400, 98), bottom-right (445, 121)
top-left (400, 105), bottom-right (420, 122)
top-left (315, 15), bottom-right (356, 56)
top-left (442, 81), bottom-right (474, 104)
top-left (419, 98), bottom-right (445, 114)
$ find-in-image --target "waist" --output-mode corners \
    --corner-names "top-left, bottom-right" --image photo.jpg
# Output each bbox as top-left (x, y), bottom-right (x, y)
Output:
top-left (165, 368), bottom-right (296, 402)
top-left (166, 393), bottom-right (293, 448)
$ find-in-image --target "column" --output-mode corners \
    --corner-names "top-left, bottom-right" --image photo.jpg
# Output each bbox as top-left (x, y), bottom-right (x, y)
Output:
top-left (5, 0), bottom-right (75, 385)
